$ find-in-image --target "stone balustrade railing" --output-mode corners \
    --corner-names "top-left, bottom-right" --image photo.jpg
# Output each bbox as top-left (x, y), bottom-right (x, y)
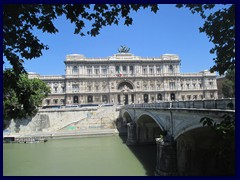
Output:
top-left (123, 98), bottom-right (235, 110)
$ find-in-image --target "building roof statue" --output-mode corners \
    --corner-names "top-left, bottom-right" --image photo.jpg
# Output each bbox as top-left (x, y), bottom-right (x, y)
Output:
top-left (118, 45), bottom-right (130, 53)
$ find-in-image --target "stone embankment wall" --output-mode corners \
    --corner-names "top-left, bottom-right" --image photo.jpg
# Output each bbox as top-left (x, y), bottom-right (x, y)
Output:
top-left (7, 106), bottom-right (119, 135)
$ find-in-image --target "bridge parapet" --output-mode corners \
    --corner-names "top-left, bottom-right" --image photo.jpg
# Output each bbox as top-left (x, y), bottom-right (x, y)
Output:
top-left (123, 98), bottom-right (235, 110)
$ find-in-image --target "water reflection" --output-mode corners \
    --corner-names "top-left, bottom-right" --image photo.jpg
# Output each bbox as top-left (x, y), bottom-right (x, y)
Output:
top-left (119, 135), bottom-right (157, 176)
top-left (4, 135), bottom-right (157, 176)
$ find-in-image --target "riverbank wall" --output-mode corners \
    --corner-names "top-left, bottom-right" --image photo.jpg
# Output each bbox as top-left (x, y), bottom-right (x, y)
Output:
top-left (5, 106), bottom-right (120, 137)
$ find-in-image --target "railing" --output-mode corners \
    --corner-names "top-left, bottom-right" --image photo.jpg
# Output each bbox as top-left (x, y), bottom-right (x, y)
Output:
top-left (40, 75), bottom-right (65, 80)
top-left (65, 73), bottom-right (184, 78)
top-left (123, 98), bottom-right (235, 110)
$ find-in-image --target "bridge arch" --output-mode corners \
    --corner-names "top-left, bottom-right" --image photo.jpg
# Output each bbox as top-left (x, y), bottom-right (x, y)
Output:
top-left (118, 109), bottom-right (135, 129)
top-left (135, 112), bottom-right (165, 144)
top-left (135, 111), bottom-right (165, 131)
top-left (175, 126), bottom-right (234, 175)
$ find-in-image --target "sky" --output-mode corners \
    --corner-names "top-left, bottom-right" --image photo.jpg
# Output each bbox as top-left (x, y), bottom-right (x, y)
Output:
top-left (3, 4), bottom-right (218, 76)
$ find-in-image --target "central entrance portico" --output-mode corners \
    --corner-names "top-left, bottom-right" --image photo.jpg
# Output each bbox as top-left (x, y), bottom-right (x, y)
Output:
top-left (117, 81), bottom-right (134, 105)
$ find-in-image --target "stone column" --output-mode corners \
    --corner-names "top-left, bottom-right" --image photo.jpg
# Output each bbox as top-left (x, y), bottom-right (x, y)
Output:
top-left (155, 135), bottom-right (178, 176)
top-left (126, 122), bottom-right (137, 145)
top-left (128, 94), bottom-right (132, 104)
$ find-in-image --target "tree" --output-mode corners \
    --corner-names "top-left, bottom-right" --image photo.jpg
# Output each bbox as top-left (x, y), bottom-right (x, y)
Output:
top-left (3, 69), bottom-right (51, 129)
top-left (222, 69), bottom-right (235, 98)
top-left (176, 4), bottom-right (235, 75)
top-left (3, 4), bottom-right (159, 123)
top-left (200, 114), bottom-right (235, 175)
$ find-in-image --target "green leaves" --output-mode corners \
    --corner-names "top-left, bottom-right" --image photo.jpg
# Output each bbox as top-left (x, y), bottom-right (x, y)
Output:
top-left (151, 5), bottom-right (159, 14)
top-left (200, 114), bottom-right (235, 174)
top-left (200, 113), bottom-right (235, 159)
top-left (3, 69), bottom-right (50, 128)
top-left (200, 114), bottom-right (235, 140)
top-left (200, 117), bottom-right (214, 127)
top-left (222, 69), bottom-right (235, 98)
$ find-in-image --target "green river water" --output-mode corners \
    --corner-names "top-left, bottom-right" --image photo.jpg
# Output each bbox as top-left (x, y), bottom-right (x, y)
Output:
top-left (3, 135), bottom-right (157, 176)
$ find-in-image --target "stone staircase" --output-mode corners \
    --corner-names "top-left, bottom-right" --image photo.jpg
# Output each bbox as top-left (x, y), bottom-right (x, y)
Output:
top-left (57, 106), bottom-right (119, 132)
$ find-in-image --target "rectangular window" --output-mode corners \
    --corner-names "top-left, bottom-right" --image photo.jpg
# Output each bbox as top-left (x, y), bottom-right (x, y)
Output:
top-left (169, 65), bottom-right (174, 73)
top-left (143, 85), bottom-right (147, 90)
top-left (123, 66), bottom-right (127, 74)
top-left (150, 84), bottom-right (154, 90)
top-left (142, 66), bottom-right (147, 75)
top-left (54, 99), bottom-right (58, 104)
top-left (95, 86), bottom-right (99, 91)
top-left (72, 66), bottom-right (78, 75)
top-left (87, 66), bottom-right (92, 75)
top-left (130, 66), bottom-right (134, 71)
top-left (169, 82), bottom-right (175, 90)
top-left (46, 99), bottom-right (50, 105)
top-left (72, 84), bottom-right (79, 92)
top-left (102, 85), bottom-right (107, 91)
top-left (102, 66), bottom-right (107, 75)
top-left (149, 66), bottom-right (154, 75)
top-left (210, 93), bottom-right (214, 98)
top-left (156, 66), bottom-right (162, 74)
top-left (129, 66), bottom-right (134, 75)
top-left (88, 86), bottom-right (92, 91)
top-left (181, 96), bottom-right (185, 100)
top-left (209, 82), bottom-right (213, 88)
top-left (94, 66), bottom-right (99, 75)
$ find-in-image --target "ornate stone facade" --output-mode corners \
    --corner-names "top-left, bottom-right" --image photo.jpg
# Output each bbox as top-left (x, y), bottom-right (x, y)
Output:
top-left (28, 52), bottom-right (218, 106)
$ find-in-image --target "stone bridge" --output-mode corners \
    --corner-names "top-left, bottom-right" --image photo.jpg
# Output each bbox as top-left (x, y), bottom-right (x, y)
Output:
top-left (118, 98), bottom-right (235, 176)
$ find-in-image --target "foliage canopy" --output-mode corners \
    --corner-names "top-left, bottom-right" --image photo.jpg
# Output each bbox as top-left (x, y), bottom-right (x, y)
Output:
top-left (222, 69), bottom-right (235, 98)
top-left (3, 69), bottom-right (50, 129)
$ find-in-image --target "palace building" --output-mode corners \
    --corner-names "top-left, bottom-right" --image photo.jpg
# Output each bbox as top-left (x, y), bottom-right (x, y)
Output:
top-left (28, 50), bottom-right (218, 106)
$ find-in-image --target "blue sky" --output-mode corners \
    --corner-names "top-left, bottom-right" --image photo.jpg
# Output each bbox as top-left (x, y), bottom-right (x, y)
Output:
top-left (4, 4), bottom-right (218, 75)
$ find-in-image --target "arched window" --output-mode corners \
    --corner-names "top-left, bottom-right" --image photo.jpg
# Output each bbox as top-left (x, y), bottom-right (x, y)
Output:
top-left (157, 94), bottom-right (162, 101)
top-left (73, 96), bottom-right (79, 104)
top-left (87, 95), bottom-right (93, 103)
top-left (102, 95), bottom-right (108, 103)
top-left (72, 66), bottom-right (78, 75)
top-left (143, 94), bottom-right (149, 103)
top-left (117, 82), bottom-right (133, 90)
top-left (170, 93), bottom-right (175, 100)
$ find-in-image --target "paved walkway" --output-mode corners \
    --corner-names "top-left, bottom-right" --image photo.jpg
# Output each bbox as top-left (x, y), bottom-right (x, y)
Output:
top-left (4, 129), bottom-right (121, 139)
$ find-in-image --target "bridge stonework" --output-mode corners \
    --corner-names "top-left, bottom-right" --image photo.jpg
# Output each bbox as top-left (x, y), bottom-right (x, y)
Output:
top-left (119, 98), bottom-right (235, 176)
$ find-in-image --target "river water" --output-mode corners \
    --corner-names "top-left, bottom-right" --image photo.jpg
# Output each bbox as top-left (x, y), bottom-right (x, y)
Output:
top-left (3, 135), bottom-right (157, 176)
